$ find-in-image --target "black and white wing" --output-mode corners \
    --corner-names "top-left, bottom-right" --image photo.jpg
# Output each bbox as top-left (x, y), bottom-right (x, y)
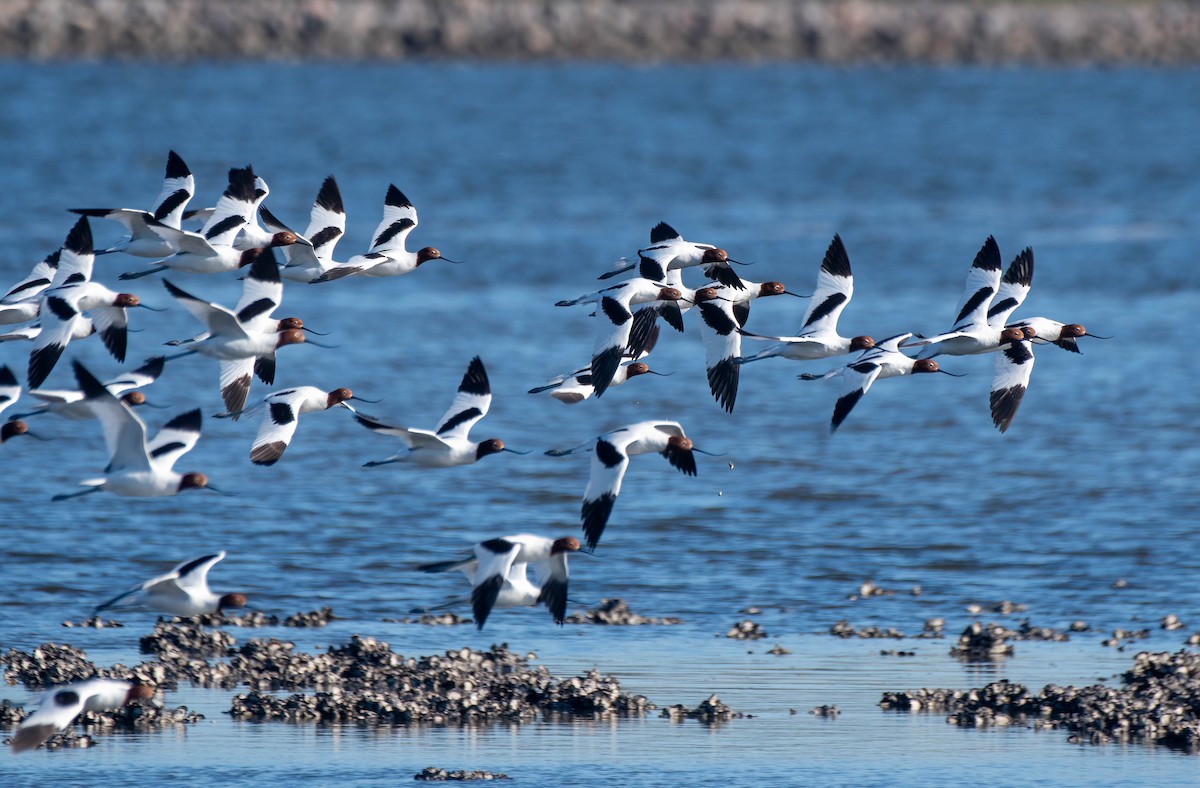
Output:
top-left (72, 360), bottom-right (152, 474)
top-left (580, 431), bottom-right (633, 551)
top-left (249, 390), bottom-right (306, 465)
top-left (3, 249), bottom-right (60, 304)
top-left (367, 184), bottom-right (418, 253)
top-left (103, 356), bottom-right (167, 396)
top-left (949, 235), bottom-right (1002, 332)
top-left (990, 338), bottom-right (1035, 433)
top-left (469, 537), bottom-right (522, 630)
top-left (798, 233), bottom-right (854, 334)
top-left (986, 247), bottom-right (1034, 328)
top-left (697, 299), bottom-right (741, 413)
top-left (146, 408), bottom-right (203, 472)
top-left (304, 176), bottom-right (346, 260)
top-left (434, 357), bottom-right (491, 440)
top-left (0, 365), bottom-right (19, 417)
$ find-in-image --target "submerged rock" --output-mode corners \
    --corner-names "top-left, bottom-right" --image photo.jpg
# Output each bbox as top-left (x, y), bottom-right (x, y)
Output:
top-left (726, 620), bottom-right (767, 640)
top-left (414, 767), bottom-right (510, 781)
top-left (880, 650), bottom-right (1200, 752)
top-left (565, 598), bottom-right (682, 626)
top-left (61, 616), bottom-right (123, 629)
top-left (829, 620), bottom-right (905, 639)
top-left (950, 622), bottom-right (1014, 660)
top-left (661, 694), bottom-right (742, 724)
top-left (385, 613), bottom-right (474, 626)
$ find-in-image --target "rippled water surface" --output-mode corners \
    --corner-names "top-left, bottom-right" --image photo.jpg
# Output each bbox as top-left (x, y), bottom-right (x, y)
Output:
top-left (1, 63), bottom-right (1198, 785)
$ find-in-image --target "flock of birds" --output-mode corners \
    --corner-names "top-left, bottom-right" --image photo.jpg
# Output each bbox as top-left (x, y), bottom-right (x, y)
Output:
top-left (2, 151), bottom-right (1102, 752)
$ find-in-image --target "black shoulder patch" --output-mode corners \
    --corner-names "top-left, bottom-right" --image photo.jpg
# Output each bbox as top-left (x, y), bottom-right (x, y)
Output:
top-left (45, 296), bottom-right (77, 321)
top-left (953, 286), bottom-right (995, 326)
top-left (54, 690), bottom-right (81, 707)
top-left (5, 277), bottom-right (49, 298)
top-left (595, 439), bottom-right (624, 468)
top-left (269, 401), bottom-right (296, 426)
top-left (177, 553), bottom-right (220, 577)
top-left (149, 440), bottom-right (185, 458)
top-left (822, 233), bottom-right (852, 278)
top-left (153, 189), bottom-right (191, 221)
top-left (986, 297), bottom-right (1018, 321)
top-left (62, 272), bottom-right (86, 286)
top-left (649, 221), bottom-right (679, 244)
top-left (479, 537), bottom-right (515, 555)
top-left (308, 226), bottom-right (342, 249)
top-left (600, 296), bottom-right (631, 326)
top-left (204, 215), bottom-right (245, 241)
top-left (803, 293), bottom-right (847, 329)
top-left (385, 184), bottom-right (413, 208)
top-left (1003, 341), bottom-right (1034, 366)
top-left (236, 297), bottom-right (276, 325)
top-left (437, 407), bottom-right (481, 435)
top-left (637, 254), bottom-right (667, 281)
top-left (457, 356), bottom-right (489, 396)
top-left (372, 218), bottom-right (415, 249)
top-left (699, 302), bottom-right (736, 335)
top-left (317, 176), bottom-right (344, 213)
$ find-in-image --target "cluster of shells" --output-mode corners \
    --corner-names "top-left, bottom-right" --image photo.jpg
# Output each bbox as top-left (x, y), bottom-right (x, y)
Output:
top-left (880, 650), bottom-right (1200, 752)
top-left (226, 640), bottom-right (655, 724)
top-left (563, 598), bottom-right (682, 626)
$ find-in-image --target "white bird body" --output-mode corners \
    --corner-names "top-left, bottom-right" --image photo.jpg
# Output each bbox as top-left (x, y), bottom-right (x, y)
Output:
top-left (418, 533), bottom-right (580, 629)
top-left (739, 234), bottom-right (874, 363)
top-left (10, 678), bottom-right (154, 753)
top-left (53, 361), bottom-right (212, 500)
top-left (313, 185), bottom-right (448, 281)
top-left (549, 420), bottom-right (699, 551)
top-left (94, 551), bottom-right (244, 617)
top-left (21, 356), bottom-right (166, 420)
top-left (357, 357), bottom-right (517, 468)
top-left (246, 385), bottom-right (360, 465)
top-left (70, 150), bottom-right (195, 258)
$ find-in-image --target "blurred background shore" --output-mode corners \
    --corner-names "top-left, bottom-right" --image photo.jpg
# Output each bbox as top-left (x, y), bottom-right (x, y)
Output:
top-left (3, 0), bottom-right (1199, 63)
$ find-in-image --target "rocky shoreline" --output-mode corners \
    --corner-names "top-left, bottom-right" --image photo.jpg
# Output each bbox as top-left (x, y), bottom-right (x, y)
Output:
top-left (2, 1), bottom-right (1199, 64)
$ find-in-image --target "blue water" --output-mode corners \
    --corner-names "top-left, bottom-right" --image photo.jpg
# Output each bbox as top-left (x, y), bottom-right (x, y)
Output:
top-left (1, 63), bottom-right (1199, 785)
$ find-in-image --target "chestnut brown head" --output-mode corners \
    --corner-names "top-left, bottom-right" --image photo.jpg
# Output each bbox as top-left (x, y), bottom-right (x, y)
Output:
top-left (659, 287), bottom-right (683, 301)
top-left (270, 231), bottom-right (298, 247)
top-left (1020, 326), bottom-right (1038, 339)
top-left (693, 287), bottom-right (720, 303)
top-left (849, 336), bottom-right (875, 352)
top-left (416, 247), bottom-right (442, 265)
top-left (115, 293), bottom-right (140, 308)
top-left (1, 420), bottom-right (29, 442)
top-left (120, 391), bottom-right (147, 407)
top-left (276, 329), bottom-right (306, 348)
top-left (475, 438), bottom-right (506, 460)
top-left (552, 536), bottom-right (581, 555)
top-left (701, 248), bottom-right (728, 264)
top-left (218, 593), bottom-right (247, 612)
top-left (913, 359), bottom-right (940, 374)
top-left (1000, 327), bottom-right (1025, 343)
top-left (759, 281), bottom-right (786, 297)
top-left (179, 472), bottom-right (208, 491)
top-left (667, 435), bottom-right (693, 451)
top-left (625, 362), bottom-right (651, 379)
top-left (326, 388), bottom-right (353, 408)
top-left (124, 684), bottom-right (156, 704)
top-left (1061, 323), bottom-right (1086, 338)
top-left (277, 317), bottom-right (304, 331)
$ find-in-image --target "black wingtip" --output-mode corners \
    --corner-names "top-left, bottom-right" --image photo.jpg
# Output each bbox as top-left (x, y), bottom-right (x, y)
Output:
top-left (974, 235), bottom-right (1002, 271)
top-left (707, 358), bottom-right (739, 414)
top-left (0, 365), bottom-right (16, 388)
top-left (471, 574), bottom-right (504, 631)
top-left (581, 493), bottom-right (617, 552)
top-left (385, 184), bottom-right (413, 208)
top-left (63, 216), bottom-right (93, 256)
top-left (316, 176), bottom-right (344, 214)
top-left (162, 407), bottom-right (202, 434)
top-left (165, 150), bottom-right (190, 179)
top-left (71, 360), bottom-right (108, 400)
top-left (226, 165), bottom-right (257, 202)
top-left (1002, 247), bottom-right (1034, 286)
top-left (589, 346), bottom-right (624, 398)
top-left (830, 388), bottom-right (865, 432)
top-left (649, 221), bottom-right (679, 244)
top-left (822, 233), bottom-right (852, 278)
top-left (258, 205), bottom-right (289, 232)
top-left (133, 355), bottom-right (167, 379)
top-left (458, 356), bottom-right (489, 396)
top-left (247, 247), bottom-right (282, 285)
